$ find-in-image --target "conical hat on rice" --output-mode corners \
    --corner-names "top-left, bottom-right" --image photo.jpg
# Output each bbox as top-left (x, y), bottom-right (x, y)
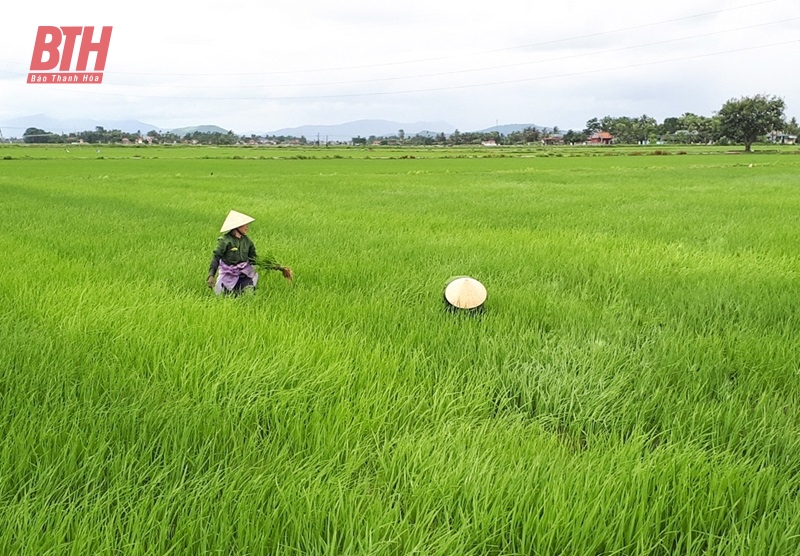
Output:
top-left (220, 210), bottom-right (255, 233)
top-left (444, 276), bottom-right (487, 310)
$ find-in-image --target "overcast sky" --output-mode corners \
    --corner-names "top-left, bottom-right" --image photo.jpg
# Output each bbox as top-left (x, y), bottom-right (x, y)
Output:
top-left (1, 0), bottom-right (798, 135)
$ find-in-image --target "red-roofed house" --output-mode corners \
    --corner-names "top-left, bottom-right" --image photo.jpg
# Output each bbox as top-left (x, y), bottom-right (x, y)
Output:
top-left (588, 131), bottom-right (614, 145)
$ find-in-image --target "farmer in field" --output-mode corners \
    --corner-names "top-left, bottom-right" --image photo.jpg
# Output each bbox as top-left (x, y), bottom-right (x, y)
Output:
top-left (207, 210), bottom-right (292, 295)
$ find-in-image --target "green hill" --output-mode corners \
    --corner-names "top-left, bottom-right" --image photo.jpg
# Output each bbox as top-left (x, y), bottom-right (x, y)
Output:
top-left (169, 125), bottom-right (230, 135)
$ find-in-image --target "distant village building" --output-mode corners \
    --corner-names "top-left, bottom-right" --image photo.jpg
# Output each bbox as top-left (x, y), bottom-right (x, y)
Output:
top-left (587, 131), bottom-right (614, 145)
top-left (768, 131), bottom-right (797, 145)
top-left (481, 139), bottom-right (498, 147)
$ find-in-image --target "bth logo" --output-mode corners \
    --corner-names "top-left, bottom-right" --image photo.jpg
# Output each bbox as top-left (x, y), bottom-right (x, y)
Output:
top-left (28, 26), bottom-right (112, 84)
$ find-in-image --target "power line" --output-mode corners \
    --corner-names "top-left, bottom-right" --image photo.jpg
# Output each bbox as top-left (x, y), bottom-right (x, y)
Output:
top-left (0, 0), bottom-right (788, 78)
top-left (108, 0), bottom-right (787, 76)
top-left (4, 39), bottom-right (794, 102)
top-left (95, 16), bottom-right (799, 89)
top-left (4, 16), bottom-right (796, 92)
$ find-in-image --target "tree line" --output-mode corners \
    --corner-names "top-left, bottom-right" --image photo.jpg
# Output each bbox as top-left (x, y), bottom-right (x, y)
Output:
top-left (416, 95), bottom-right (795, 152)
top-left (19, 126), bottom-right (244, 146)
top-left (17, 95), bottom-right (798, 152)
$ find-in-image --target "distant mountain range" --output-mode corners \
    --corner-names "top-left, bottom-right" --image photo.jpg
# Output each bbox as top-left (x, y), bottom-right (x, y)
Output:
top-left (0, 114), bottom-right (161, 136)
top-left (478, 123), bottom-right (551, 135)
top-left (0, 115), bottom-right (232, 137)
top-left (0, 114), bottom-right (553, 139)
top-left (254, 119), bottom-right (457, 140)
top-left (255, 120), bottom-right (552, 140)
top-left (169, 125), bottom-right (230, 135)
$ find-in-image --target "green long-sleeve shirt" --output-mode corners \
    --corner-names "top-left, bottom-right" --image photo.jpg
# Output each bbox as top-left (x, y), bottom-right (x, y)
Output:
top-left (208, 232), bottom-right (257, 276)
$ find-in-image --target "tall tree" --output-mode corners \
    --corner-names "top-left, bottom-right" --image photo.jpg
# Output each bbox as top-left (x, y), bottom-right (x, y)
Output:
top-left (563, 130), bottom-right (587, 144)
top-left (786, 117), bottom-right (799, 136)
top-left (584, 118), bottom-right (601, 135)
top-left (717, 94), bottom-right (785, 152)
top-left (23, 127), bottom-right (51, 143)
top-left (522, 127), bottom-right (541, 143)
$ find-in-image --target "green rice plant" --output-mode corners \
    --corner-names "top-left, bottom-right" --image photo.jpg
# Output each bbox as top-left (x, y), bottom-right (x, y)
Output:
top-left (1, 145), bottom-right (800, 554)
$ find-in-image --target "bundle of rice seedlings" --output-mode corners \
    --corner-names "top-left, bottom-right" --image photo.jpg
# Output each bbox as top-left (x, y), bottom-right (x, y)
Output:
top-left (255, 254), bottom-right (293, 282)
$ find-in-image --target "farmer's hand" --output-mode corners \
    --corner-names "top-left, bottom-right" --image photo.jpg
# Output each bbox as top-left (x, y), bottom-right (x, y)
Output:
top-left (280, 266), bottom-right (294, 282)
top-left (206, 274), bottom-right (216, 289)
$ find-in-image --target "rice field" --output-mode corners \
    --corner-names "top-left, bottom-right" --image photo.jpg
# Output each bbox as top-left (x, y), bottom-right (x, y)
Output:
top-left (2, 144), bottom-right (800, 555)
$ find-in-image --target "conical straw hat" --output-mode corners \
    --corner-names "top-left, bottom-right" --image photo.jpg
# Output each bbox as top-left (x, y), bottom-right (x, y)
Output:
top-left (220, 210), bottom-right (255, 233)
top-left (444, 276), bottom-right (487, 310)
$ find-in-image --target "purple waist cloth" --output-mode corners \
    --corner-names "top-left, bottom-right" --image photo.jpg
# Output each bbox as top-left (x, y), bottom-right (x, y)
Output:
top-left (214, 261), bottom-right (259, 294)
